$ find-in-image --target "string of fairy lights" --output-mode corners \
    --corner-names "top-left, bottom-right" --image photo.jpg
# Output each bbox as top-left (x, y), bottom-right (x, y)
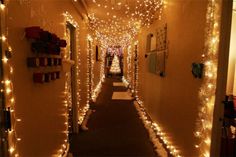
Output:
top-left (121, 0), bottom-right (222, 156)
top-left (91, 47), bottom-right (105, 102)
top-left (126, 45), bottom-right (132, 83)
top-left (125, 42), bottom-right (182, 156)
top-left (194, 0), bottom-right (221, 156)
top-left (87, 0), bottom-right (164, 47)
top-left (61, 11), bottom-right (81, 157)
top-left (0, 0), bottom-right (223, 156)
top-left (0, 1), bottom-right (21, 156)
top-left (86, 35), bottom-right (94, 104)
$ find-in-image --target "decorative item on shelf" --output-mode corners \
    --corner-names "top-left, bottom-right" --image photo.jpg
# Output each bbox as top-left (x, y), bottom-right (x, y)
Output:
top-left (39, 57), bottom-right (47, 66)
top-left (50, 72), bottom-right (56, 80)
top-left (33, 72), bottom-right (45, 83)
top-left (44, 73), bottom-right (51, 82)
top-left (25, 26), bottom-right (42, 40)
top-left (25, 26), bottom-right (65, 83)
top-left (31, 41), bottom-right (47, 53)
top-left (53, 58), bottom-right (58, 66)
top-left (60, 39), bottom-right (67, 48)
top-left (27, 57), bottom-right (40, 67)
top-left (192, 62), bottom-right (204, 79)
top-left (3, 107), bottom-right (11, 131)
top-left (25, 26), bottom-right (67, 55)
top-left (53, 58), bottom-right (62, 66)
top-left (47, 58), bottom-right (54, 66)
top-left (27, 57), bottom-right (61, 67)
top-left (55, 71), bottom-right (60, 79)
top-left (33, 71), bottom-right (60, 83)
top-left (58, 58), bottom-right (62, 66)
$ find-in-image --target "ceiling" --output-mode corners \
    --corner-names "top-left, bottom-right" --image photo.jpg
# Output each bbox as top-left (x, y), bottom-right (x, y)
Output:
top-left (83, 0), bottom-right (164, 47)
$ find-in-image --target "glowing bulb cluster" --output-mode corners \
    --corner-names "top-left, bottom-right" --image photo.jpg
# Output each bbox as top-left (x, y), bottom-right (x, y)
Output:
top-left (87, 0), bottom-right (165, 48)
top-left (194, 0), bottom-right (221, 156)
top-left (0, 1), bottom-right (21, 156)
top-left (59, 11), bottom-right (81, 157)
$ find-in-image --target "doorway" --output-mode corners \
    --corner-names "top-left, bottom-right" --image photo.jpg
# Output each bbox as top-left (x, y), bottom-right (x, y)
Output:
top-left (221, 1), bottom-right (236, 156)
top-left (66, 23), bottom-right (78, 134)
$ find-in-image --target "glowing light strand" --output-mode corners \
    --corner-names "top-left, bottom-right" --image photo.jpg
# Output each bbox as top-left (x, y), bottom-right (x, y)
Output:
top-left (194, 0), bottom-right (221, 156)
top-left (59, 11), bottom-right (81, 157)
top-left (123, 42), bottom-right (182, 156)
top-left (0, 1), bottom-right (21, 156)
top-left (87, 0), bottom-right (164, 48)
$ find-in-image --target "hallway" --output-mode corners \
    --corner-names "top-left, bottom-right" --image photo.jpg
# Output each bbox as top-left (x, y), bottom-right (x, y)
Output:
top-left (70, 77), bottom-right (157, 157)
top-left (1, 0), bottom-right (235, 157)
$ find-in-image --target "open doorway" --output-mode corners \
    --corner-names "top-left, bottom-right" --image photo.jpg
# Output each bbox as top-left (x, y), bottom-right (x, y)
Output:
top-left (221, 1), bottom-right (236, 156)
top-left (66, 23), bottom-right (78, 134)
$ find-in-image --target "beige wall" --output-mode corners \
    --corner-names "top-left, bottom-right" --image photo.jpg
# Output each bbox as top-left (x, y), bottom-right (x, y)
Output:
top-left (7, 0), bottom-right (90, 156)
top-left (132, 0), bottom-right (207, 156)
top-left (226, 7), bottom-right (236, 95)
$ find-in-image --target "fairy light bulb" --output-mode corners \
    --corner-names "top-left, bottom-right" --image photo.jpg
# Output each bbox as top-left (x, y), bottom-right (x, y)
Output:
top-left (9, 147), bottom-right (15, 154)
top-left (0, 4), bottom-right (5, 10)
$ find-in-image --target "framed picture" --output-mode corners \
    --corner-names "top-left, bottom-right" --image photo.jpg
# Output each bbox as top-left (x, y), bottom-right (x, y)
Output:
top-left (146, 33), bottom-right (157, 53)
top-left (147, 23), bottom-right (167, 77)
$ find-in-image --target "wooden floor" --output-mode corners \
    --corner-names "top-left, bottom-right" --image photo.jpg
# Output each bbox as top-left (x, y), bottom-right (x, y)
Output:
top-left (69, 77), bottom-right (157, 157)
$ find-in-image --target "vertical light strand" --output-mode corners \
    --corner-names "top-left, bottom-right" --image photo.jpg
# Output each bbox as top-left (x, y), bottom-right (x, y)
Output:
top-left (91, 45), bottom-right (105, 102)
top-left (122, 42), bottom-right (182, 156)
top-left (1, 0), bottom-right (21, 156)
top-left (60, 11), bottom-right (81, 157)
top-left (194, 0), bottom-right (221, 156)
top-left (127, 45), bottom-right (132, 85)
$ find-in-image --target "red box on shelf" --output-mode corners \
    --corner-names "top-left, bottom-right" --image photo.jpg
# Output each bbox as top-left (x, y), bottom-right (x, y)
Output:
top-left (44, 73), bottom-right (51, 82)
top-left (33, 73), bottom-right (45, 83)
top-left (47, 58), bottom-right (54, 66)
top-left (27, 57), bottom-right (40, 67)
top-left (39, 57), bottom-right (47, 66)
top-left (55, 71), bottom-right (60, 79)
top-left (50, 72), bottom-right (56, 80)
top-left (25, 26), bottom-right (43, 40)
top-left (59, 40), bottom-right (67, 47)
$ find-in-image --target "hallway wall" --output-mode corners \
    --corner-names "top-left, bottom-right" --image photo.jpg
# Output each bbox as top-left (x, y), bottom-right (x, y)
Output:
top-left (7, 0), bottom-right (90, 156)
top-left (129, 0), bottom-right (207, 156)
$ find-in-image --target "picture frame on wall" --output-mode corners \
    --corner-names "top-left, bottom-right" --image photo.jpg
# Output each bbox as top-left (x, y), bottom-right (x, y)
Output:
top-left (146, 23), bottom-right (167, 77)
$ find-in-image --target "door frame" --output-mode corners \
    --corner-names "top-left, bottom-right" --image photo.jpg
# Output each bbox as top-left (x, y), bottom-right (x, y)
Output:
top-left (66, 22), bottom-right (79, 134)
top-left (210, 1), bottom-right (233, 156)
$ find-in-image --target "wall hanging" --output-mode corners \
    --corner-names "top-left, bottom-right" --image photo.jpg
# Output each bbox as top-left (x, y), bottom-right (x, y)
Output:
top-left (146, 24), bottom-right (167, 77)
top-left (25, 26), bottom-right (66, 83)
